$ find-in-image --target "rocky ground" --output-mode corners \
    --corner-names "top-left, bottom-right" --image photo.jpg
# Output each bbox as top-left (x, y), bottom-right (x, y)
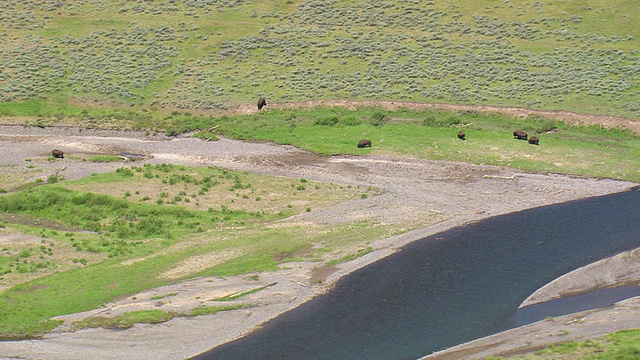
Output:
top-left (0, 118), bottom-right (639, 359)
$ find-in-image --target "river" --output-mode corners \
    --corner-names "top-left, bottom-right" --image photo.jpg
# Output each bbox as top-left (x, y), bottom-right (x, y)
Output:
top-left (193, 187), bottom-right (640, 360)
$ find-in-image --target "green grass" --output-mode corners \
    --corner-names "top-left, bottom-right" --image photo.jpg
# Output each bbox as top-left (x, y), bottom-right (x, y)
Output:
top-left (205, 107), bottom-right (640, 183)
top-left (213, 283), bottom-right (276, 302)
top-left (0, 164), bottom-right (374, 338)
top-left (87, 155), bottom-right (124, 163)
top-left (73, 310), bottom-right (178, 330)
top-left (189, 303), bottom-right (255, 317)
top-left (149, 292), bottom-right (177, 301)
top-left (498, 328), bottom-right (640, 359)
top-left (326, 247), bottom-right (374, 267)
top-left (0, 185), bottom-right (263, 242)
top-left (72, 302), bottom-right (257, 332)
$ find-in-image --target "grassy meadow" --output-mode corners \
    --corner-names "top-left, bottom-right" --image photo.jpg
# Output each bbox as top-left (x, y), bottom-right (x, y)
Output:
top-left (0, 164), bottom-right (386, 337)
top-left (193, 107), bottom-right (640, 182)
top-left (0, 1), bottom-right (639, 356)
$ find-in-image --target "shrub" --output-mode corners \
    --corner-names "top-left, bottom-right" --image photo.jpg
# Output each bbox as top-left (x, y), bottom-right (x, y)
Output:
top-left (47, 175), bottom-right (63, 183)
top-left (116, 167), bottom-right (134, 177)
top-left (423, 114), bottom-right (461, 127)
top-left (339, 116), bottom-right (362, 126)
top-left (314, 116), bottom-right (339, 126)
top-left (369, 111), bottom-right (389, 127)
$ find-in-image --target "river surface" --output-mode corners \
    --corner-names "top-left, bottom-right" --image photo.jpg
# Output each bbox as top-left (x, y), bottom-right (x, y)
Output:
top-left (194, 187), bottom-right (640, 360)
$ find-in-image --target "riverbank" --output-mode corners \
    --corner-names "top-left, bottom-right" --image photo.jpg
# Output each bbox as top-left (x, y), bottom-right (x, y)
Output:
top-left (0, 125), bottom-right (638, 359)
top-left (424, 297), bottom-right (640, 360)
top-left (424, 243), bottom-right (640, 360)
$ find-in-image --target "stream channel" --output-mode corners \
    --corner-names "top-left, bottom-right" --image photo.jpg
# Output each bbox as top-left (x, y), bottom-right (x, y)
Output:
top-left (194, 186), bottom-right (640, 360)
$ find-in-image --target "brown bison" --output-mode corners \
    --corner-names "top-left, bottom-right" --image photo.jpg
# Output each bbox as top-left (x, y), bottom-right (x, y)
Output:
top-left (457, 131), bottom-right (466, 140)
top-left (528, 136), bottom-right (539, 145)
top-left (357, 139), bottom-right (372, 148)
top-left (257, 97), bottom-right (267, 110)
top-left (51, 149), bottom-right (64, 158)
top-left (513, 130), bottom-right (528, 140)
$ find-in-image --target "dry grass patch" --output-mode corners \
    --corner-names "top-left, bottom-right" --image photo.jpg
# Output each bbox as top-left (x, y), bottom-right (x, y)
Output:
top-left (62, 165), bottom-right (369, 217)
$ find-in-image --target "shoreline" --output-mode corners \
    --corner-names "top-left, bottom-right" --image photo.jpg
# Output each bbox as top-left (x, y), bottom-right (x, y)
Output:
top-left (424, 295), bottom-right (640, 360)
top-left (0, 126), bottom-right (638, 359)
top-left (2, 188), bottom-right (637, 360)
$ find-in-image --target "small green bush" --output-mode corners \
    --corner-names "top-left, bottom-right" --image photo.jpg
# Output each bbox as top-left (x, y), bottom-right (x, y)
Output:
top-left (314, 116), bottom-right (339, 126)
top-left (369, 111), bottom-right (389, 127)
top-left (116, 167), bottom-right (134, 177)
top-left (423, 114), bottom-right (461, 127)
top-left (340, 116), bottom-right (362, 126)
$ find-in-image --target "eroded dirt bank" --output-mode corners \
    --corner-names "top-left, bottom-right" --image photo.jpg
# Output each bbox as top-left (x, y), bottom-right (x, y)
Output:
top-left (233, 99), bottom-right (640, 135)
top-left (0, 125), bottom-right (639, 360)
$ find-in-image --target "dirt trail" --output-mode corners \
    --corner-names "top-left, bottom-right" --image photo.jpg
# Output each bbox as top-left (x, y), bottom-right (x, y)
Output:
top-left (232, 99), bottom-right (640, 135)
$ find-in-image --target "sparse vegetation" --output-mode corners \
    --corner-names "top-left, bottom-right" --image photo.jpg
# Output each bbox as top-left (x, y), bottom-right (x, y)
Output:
top-left (73, 310), bottom-right (179, 330)
top-left (200, 106), bottom-right (640, 182)
top-left (213, 283), bottom-right (276, 302)
top-left (497, 329), bottom-right (640, 359)
top-left (326, 247), bottom-right (373, 267)
top-left (0, 1), bottom-right (638, 120)
top-left (0, 164), bottom-right (373, 338)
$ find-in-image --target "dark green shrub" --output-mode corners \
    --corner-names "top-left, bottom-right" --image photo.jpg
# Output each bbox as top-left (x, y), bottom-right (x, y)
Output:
top-left (116, 167), bottom-right (134, 177)
top-left (422, 114), bottom-right (438, 127)
top-left (314, 116), bottom-right (339, 126)
top-left (369, 111), bottom-right (389, 127)
top-left (339, 116), bottom-right (362, 126)
top-left (423, 114), bottom-right (461, 127)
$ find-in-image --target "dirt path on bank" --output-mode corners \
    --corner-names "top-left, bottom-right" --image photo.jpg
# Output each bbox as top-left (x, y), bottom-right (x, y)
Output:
top-left (232, 99), bottom-right (640, 135)
top-left (0, 124), bottom-right (639, 359)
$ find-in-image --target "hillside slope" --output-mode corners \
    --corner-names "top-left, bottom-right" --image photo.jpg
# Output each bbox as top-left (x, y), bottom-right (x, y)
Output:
top-left (1, 0), bottom-right (639, 119)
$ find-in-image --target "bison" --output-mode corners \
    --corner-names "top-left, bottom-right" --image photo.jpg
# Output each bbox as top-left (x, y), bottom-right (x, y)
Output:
top-left (457, 131), bottom-right (466, 140)
top-left (51, 149), bottom-right (64, 159)
top-left (528, 136), bottom-right (539, 145)
top-left (357, 139), bottom-right (372, 148)
top-left (257, 97), bottom-right (267, 110)
top-left (513, 130), bottom-right (528, 140)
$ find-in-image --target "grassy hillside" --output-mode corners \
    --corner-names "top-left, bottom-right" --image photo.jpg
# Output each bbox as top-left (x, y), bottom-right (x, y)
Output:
top-left (0, 0), bottom-right (639, 119)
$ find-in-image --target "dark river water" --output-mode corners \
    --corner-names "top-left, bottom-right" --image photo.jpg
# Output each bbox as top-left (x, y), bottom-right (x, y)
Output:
top-left (193, 186), bottom-right (640, 360)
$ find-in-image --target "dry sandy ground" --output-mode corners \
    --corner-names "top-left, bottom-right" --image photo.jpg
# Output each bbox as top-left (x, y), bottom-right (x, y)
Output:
top-left (0, 122), bottom-right (639, 360)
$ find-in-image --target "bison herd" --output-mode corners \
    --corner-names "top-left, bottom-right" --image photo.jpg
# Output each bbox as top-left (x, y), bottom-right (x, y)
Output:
top-left (254, 99), bottom-right (541, 149)
top-left (511, 130), bottom-right (540, 145)
top-left (513, 130), bottom-right (528, 140)
top-left (357, 130), bottom-right (540, 148)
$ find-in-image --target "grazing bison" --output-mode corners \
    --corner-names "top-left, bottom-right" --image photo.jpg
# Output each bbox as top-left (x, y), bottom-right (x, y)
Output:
top-left (513, 130), bottom-right (528, 140)
top-left (257, 97), bottom-right (267, 110)
top-left (357, 139), bottom-right (372, 148)
top-left (528, 136), bottom-right (539, 145)
top-left (51, 149), bottom-right (64, 158)
top-left (457, 131), bottom-right (466, 140)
